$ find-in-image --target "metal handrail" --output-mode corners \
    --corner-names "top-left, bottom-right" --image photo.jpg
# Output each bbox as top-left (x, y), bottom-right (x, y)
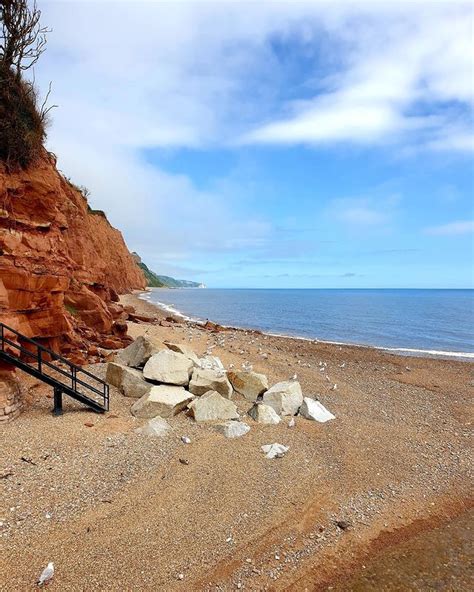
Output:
top-left (0, 321), bottom-right (109, 410)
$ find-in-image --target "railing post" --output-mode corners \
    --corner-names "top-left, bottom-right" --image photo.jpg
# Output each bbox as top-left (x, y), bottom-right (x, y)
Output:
top-left (53, 387), bottom-right (63, 416)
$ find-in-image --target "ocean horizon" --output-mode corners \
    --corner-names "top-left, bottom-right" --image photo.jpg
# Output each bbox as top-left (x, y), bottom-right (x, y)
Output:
top-left (143, 288), bottom-right (474, 358)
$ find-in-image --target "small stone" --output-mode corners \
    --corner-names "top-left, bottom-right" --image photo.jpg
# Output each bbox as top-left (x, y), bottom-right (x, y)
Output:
top-left (84, 422), bottom-right (94, 428)
top-left (261, 443), bottom-right (289, 459)
top-left (335, 520), bottom-right (351, 530)
top-left (179, 458), bottom-right (189, 465)
top-left (299, 398), bottom-right (335, 422)
top-left (135, 417), bottom-right (172, 437)
top-left (214, 421), bottom-right (250, 439)
top-left (181, 436), bottom-right (191, 444)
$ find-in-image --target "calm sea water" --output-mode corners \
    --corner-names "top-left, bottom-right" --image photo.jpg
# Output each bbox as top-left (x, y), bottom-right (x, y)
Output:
top-left (144, 289), bottom-right (474, 358)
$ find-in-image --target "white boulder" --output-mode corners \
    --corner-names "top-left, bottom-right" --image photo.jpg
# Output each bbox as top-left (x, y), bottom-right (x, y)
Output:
top-left (131, 385), bottom-right (194, 419)
top-left (214, 421), bottom-right (250, 439)
top-left (189, 368), bottom-right (233, 398)
top-left (263, 381), bottom-right (303, 416)
top-left (106, 362), bottom-right (151, 398)
top-left (261, 443), bottom-right (289, 459)
top-left (188, 390), bottom-right (239, 422)
top-left (299, 397), bottom-right (335, 422)
top-left (227, 370), bottom-right (268, 401)
top-left (248, 403), bottom-right (281, 424)
top-left (115, 335), bottom-right (163, 368)
top-left (143, 350), bottom-right (193, 386)
top-left (164, 341), bottom-right (200, 366)
top-left (135, 417), bottom-right (172, 437)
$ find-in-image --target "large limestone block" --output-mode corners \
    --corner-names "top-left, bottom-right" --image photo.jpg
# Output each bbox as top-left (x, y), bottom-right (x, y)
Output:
top-left (248, 403), bottom-right (281, 424)
top-left (115, 335), bottom-right (163, 368)
top-left (228, 370), bottom-right (268, 401)
top-left (188, 390), bottom-right (239, 422)
top-left (106, 362), bottom-right (152, 398)
top-left (164, 341), bottom-right (200, 366)
top-left (262, 380), bottom-right (303, 416)
top-left (299, 397), bottom-right (335, 423)
top-left (189, 368), bottom-right (233, 398)
top-left (143, 350), bottom-right (193, 386)
top-left (131, 385), bottom-right (194, 419)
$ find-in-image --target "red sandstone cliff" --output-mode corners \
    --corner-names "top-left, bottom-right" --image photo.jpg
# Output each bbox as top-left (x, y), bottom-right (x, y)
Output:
top-left (0, 150), bottom-right (146, 363)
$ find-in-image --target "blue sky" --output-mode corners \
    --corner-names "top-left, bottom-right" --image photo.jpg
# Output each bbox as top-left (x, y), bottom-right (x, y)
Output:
top-left (36, 1), bottom-right (473, 288)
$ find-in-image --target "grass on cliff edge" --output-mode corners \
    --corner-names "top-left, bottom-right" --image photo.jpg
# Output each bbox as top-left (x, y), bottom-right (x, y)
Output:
top-left (0, 66), bottom-right (47, 169)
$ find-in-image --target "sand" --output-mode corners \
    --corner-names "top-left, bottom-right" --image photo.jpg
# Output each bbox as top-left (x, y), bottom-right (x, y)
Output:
top-left (0, 291), bottom-right (472, 591)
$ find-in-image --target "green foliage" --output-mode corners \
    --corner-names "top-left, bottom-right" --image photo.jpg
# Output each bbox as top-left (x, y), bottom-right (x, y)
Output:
top-left (65, 303), bottom-right (78, 316)
top-left (0, 65), bottom-right (47, 168)
top-left (132, 252), bottom-right (203, 288)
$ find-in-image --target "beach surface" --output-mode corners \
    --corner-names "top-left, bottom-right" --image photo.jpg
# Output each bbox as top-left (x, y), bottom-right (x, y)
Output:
top-left (1, 291), bottom-right (472, 591)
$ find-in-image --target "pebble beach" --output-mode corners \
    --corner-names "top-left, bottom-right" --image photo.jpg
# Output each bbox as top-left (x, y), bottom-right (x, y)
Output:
top-left (1, 291), bottom-right (472, 591)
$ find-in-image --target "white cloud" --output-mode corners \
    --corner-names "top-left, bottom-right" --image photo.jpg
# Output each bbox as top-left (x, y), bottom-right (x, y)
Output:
top-left (29, 1), bottom-right (473, 278)
top-left (424, 220), bottom-right (474, 236)
top-left (241, 3), bottom-right (474, 150)
top-left (328, 194), bottom-right (401, 228)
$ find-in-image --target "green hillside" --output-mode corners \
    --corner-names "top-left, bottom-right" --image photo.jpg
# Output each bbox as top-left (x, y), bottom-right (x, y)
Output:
top-left (133, 253), bottom-right (204, 288)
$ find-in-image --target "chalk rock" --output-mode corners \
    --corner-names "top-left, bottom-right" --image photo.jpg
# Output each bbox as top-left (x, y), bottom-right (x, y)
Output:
top-left (248, 403), bottom-right (281, 424)
top-left (131, 385), bottom-right (194, 419)
top-left (106, 362), bottom-right (152, 398)
top-left (164, 341), bottom-right (200, 366)
top-left (261, 443), bottom-right (289, 459)
top-left (299, 397), bottom-right (335, 422)
top-left (135, 417), bottom-right (172, 437)
top-left (198, 355), bottom-right (225, 372)
top-left (214, 421), bottom-right (250, 439)
top-left (188, 390), bottom-right (239, 422)
top-left (263, 381), bottom-right (303, 416)
top-left (143, 350), bottom-right (193, 386)
top-left (189, 368), bottom-right (233, 398)
top-left (115, 335), bottom-right (163, 368)
top-left (227, 370), bottom-right (268, 401)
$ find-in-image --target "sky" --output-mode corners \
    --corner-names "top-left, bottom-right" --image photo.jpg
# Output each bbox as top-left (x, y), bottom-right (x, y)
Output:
top-left (34, 0), bottom-right (474, 288)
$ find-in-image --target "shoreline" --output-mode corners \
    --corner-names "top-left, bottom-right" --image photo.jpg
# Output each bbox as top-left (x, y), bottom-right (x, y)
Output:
top-left (137, 289), bottom-right (474, 361)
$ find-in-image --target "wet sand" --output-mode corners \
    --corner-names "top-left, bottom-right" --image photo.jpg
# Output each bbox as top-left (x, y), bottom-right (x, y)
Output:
top-left (0, 291), bottom-right (472, 591)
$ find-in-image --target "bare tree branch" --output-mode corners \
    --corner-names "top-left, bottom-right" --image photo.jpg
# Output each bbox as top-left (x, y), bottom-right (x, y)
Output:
top-left (0, 0), bottom-right (51, 76)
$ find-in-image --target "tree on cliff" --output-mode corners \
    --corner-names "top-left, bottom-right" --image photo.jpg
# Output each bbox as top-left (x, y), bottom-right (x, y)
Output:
top-left (0, 0), bottom-right (53, 169)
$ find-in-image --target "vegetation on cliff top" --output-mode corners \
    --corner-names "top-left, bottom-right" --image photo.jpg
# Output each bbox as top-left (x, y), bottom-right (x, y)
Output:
top-left (132, 253), bottom-right (204, 289)
top-left (0, 0), bottom-right (53, 169)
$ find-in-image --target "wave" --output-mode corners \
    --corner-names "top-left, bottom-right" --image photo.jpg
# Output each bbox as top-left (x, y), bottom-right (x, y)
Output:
top-left (140, 290), bottom-right (474, 361)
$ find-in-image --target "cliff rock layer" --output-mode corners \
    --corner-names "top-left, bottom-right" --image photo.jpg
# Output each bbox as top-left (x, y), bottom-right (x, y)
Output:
top-left (0, 151), bottom-right (146, 366)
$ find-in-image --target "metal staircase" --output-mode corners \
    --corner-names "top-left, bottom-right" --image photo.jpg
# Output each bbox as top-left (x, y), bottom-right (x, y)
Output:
top-left (0, 322), bottom-right (109, 415)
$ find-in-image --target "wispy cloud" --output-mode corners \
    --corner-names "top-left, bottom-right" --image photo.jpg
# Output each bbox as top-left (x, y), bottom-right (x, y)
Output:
top-left (241, 4), bottom-right (473, 152)
top-left (424, 220), bottom-right (474, 236)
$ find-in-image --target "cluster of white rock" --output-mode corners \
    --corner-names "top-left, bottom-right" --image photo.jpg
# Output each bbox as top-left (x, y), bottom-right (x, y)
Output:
top-left (106, 335), bottom-right (335, 434)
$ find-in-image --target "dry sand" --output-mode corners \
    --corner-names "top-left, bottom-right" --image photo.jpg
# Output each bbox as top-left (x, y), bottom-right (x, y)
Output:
top-left (1, 291), bottom-right (472, 591)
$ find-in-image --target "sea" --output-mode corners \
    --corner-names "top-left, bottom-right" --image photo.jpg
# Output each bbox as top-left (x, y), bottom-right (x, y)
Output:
top-left (142, 288), bottom-right (474, 359)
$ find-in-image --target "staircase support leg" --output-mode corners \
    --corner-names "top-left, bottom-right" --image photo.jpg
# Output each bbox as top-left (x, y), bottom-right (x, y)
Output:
top-left (53, 387), bottom-right (63, 416)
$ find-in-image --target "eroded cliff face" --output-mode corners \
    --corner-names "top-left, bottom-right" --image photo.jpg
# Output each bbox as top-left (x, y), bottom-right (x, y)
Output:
top-left (0, 151), bottom-right (146, 369)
